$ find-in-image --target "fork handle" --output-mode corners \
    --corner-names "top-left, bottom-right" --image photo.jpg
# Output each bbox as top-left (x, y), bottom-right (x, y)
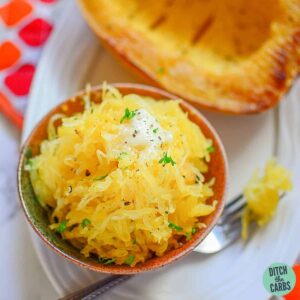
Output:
top-left (59, 275), bottom-right (133, 300)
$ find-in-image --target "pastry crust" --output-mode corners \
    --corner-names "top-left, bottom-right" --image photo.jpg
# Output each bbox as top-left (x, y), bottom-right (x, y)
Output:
top-left (78, 0), bottom-right (300, 114)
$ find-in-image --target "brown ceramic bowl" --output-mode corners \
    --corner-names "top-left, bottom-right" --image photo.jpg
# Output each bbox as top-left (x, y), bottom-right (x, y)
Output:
top-left (18, 83), bottom-right (228, 274)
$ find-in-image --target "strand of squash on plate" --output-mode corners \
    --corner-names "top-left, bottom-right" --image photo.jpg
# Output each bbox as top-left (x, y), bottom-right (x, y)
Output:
top-left (241, 158), bottom-right (292, 240)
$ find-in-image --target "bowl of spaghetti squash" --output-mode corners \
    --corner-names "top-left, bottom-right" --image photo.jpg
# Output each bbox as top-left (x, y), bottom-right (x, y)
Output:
top-left (18, 83), bottom-right (227, 274)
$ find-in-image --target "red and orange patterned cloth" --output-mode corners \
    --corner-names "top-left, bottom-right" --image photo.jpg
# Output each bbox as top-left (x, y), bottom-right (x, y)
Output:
top-left (0, 0), bottom-right (57, 129)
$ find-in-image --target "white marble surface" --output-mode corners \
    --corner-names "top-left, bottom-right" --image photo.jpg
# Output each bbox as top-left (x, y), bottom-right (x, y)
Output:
top-left (0, 116), bottom-right (58, 300)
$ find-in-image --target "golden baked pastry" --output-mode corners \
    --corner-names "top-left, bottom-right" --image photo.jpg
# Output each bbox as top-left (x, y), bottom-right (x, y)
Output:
top-left (78, 0), bottom-right (300, 113)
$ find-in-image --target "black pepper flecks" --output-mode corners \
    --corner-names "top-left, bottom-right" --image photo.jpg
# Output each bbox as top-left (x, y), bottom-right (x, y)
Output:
top-left (85, 169), bottom-right (91, 176)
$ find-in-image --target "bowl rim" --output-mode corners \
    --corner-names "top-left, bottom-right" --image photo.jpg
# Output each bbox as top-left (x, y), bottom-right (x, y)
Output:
top-left (18, 83), bottom-right (228, 274)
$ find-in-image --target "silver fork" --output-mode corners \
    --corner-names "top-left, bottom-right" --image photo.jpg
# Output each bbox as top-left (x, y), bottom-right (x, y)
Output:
top-left (59, 193), bottom-right (255, 300)
top-left (194, 193), bottom-right (245, 254)
top-left (196, 192), bottom-right (285, 254)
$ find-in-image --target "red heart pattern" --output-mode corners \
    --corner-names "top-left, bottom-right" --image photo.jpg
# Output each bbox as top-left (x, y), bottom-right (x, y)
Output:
top-left (40, 0), bottom-right (57, 3)
top-left (0, 0), bottom-right (55, 129)
top-left (5, 64), bottom-right (35, 96)
top-left (19, 18), bottom-right (53, 47)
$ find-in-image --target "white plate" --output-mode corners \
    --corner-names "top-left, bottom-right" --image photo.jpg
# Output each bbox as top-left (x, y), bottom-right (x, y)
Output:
top-left (23, 1), bottom-right (300, 299)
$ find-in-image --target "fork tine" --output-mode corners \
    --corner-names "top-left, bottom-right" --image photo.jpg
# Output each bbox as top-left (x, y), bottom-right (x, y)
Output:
top-left (224, 200), bottom-right (245, 215)
top-left (224, 193), bottom-right (243, 210)
top-left (222, 192), bottom-right (286, 234)
top-left (219, 214), bottom-right (242, 227)
top-left (280, 192), bottom-right (286, 199)
top-left (224, 192), bottom-right (284, 212)
top-left (223, 192), bottom-right (285, 218)
top-left (195, 192), bottom-right (287, 254)
top-left (219, 193), bottom-right (245, 225)
top-left (223, 218), bottom-right (241, 235)
top-left (224, 223), bottom-right (241, 241)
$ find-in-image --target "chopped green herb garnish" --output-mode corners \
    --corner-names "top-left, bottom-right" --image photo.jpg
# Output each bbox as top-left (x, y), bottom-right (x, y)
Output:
top-left (24, 148), bottom-right (34, 171)
top-left (56, 220), bottom-right (67, 233)
top-left (153, 128), bottom-right (159, 134)
top-left (157, 67), bottom-right (165, 74)
top-left (93, 174), bottom-right (108, 181)
top-left (191, 227), bottom-right (197, 234)
top-left (118, 152), bottom-right (128, 160)
top-left (99, 257), bottom-right (116, 265)
top-left (81, 218), bottom-right (91, 228)
top-left (159, 152), bottom-right (176, 166)
top-left (25, 148), bottom-right (32, 160)
top-left (103, 258), bottom-right (116, 265)
top-left (25, 158), bottom-right (34, 170)
top-left (120, 108), bottom-right (136, 123)
top-left (168, 222), bottom-right (183, 232)
top-left (207, 145), bottom-right (215, 153)
top-left (185, 232), bottom-right (191, 241)
top-left (124, 255), bottom-right (135, 265)
top-left (35, 195), bottom-right (42, 205)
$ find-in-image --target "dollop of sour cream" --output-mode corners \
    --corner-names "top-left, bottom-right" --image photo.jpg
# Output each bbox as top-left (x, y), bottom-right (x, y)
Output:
top-left (120, 109), bottom-right (172, 157)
